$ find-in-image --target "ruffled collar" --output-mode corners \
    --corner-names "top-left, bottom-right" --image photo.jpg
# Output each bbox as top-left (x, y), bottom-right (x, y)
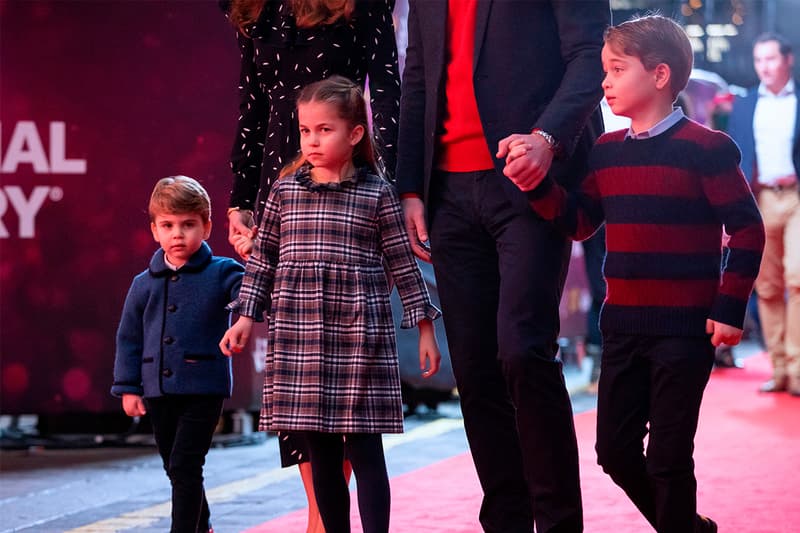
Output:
top-left (294, 164), bottom-right (370, 192)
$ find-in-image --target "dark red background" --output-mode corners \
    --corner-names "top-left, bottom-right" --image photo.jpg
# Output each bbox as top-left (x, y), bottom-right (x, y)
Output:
top-left (0, 0), bottom-right (262, 414)
top-left (0, 0), bottom-right (589, 415)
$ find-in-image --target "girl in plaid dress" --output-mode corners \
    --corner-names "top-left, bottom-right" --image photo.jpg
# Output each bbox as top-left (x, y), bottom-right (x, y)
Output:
top-left (220, 75), bottom-right (441, 533)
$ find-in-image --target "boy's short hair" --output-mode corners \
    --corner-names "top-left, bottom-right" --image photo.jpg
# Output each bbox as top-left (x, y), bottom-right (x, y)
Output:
top-left (754, 32), bottom-right (793, 57)
top-left (604, 14), bottom-right (694, 100)
top-left (149, 176), bottom-right (211, 223)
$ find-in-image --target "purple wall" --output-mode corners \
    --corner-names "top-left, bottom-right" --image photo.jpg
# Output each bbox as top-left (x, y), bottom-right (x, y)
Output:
top-left (0, 0), bottom-right (591, 415)
top-left (0, 1), bottom-right (253, 414)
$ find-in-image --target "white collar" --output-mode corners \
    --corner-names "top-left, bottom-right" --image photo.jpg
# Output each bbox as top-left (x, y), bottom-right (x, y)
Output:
top-left (163, 255), bottom-right (180, 271)
top-left (758, 78), bottom-right (795, 98)
top-left (627, 108), bottom-right (685, 140)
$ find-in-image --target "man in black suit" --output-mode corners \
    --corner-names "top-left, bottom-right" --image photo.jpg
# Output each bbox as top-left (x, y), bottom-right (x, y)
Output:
top-left (396, 2), bottom-right (609, 532)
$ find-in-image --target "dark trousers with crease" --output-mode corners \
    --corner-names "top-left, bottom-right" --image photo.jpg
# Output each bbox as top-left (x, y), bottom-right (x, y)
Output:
top-left (145, 395), bottom-right (223, 533)
top-left (428, 169), bottom-right (582, 533)
top-left (595, 333), bottom-right (714, 533)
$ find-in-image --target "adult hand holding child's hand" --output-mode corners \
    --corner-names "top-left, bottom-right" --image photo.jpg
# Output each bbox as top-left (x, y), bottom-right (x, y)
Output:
top-left (497, 132), bottom-right (554, 192)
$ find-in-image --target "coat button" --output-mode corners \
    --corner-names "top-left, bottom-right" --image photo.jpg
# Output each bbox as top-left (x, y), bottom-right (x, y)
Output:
top-left (171, 275), bottom-right (179, 282)
top-left (167, 304), bottom-right (177, 312)
top-left (162, 369), bottom-right (173, 377)
top-left (163, 336), bottom-right (174, 345)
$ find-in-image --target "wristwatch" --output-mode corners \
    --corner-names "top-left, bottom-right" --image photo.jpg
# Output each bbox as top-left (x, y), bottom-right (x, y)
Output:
top-left (532, 128), bottom-right (561, 156)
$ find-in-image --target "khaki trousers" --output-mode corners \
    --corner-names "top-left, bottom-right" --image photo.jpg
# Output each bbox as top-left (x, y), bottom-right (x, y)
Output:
top-left (755, 186), bottom-right (800, 387)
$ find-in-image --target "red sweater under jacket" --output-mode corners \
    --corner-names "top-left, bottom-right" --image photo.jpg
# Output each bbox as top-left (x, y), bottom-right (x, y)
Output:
top-left (436, 0), bottom-right (494, 172)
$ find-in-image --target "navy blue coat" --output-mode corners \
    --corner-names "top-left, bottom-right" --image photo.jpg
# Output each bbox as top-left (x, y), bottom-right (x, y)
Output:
top-left (396, 0), bottom-right (609, 213)
top-left (112, 242), bottom-right (244, 398)
top-left (727, 81), bottom-right (800, 188)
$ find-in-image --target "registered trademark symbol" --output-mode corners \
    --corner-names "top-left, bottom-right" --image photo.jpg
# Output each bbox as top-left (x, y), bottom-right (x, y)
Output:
top-left (49, 187), bottom-right (64, 201)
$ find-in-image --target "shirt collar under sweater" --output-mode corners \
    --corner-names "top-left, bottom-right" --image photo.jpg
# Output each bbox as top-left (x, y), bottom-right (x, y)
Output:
top-left (626, 108), bottom-right (685, 140)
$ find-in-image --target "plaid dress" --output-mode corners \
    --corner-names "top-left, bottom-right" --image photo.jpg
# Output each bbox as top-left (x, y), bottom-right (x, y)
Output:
top-left (232, 165), bottom-right (440, 434)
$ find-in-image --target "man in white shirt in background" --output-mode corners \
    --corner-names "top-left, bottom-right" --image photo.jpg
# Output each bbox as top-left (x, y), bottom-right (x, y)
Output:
top-left (728, 33), bottom-right (800, 396)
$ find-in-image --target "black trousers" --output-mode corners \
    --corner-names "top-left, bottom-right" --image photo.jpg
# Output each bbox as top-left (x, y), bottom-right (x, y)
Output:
top-left (303, 432), bottom-right (390, 533)
top-left (595, 333), bottom-right (714, 533)
top-left (429, 170), bottom-right (582, 533)
top-left (145, 395), bottom-right (224, 533)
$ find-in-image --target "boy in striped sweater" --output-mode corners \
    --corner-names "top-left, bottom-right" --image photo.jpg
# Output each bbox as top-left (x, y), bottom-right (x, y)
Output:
top-left (501, 15), bottom-right (765, 533)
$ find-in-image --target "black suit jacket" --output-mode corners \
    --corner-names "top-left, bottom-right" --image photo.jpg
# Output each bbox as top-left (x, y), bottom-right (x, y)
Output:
top-left (396, 0), bottom-right (609, 209)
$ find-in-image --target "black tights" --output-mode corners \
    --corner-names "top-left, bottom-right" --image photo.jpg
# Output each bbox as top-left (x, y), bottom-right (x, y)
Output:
top-left (303, 432), bottom-right (390, 533)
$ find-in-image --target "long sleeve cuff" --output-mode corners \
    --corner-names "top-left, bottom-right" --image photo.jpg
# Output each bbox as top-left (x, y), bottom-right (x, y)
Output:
top-left (708, 294), bottom-right (748, 330)
top-left (226, 299), bottom-right (267, 322)
top-left (110, 383), bottom-right (143, 398)
top-left (400, 303), bottom-right (441, 329)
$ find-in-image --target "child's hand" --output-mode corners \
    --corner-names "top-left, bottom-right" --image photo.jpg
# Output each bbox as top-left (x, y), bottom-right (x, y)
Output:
top-left (228, 209), bottom-right (255, 243)
top-left (418, 319), bottom-right (441, 378)
top-left (497, 132), bottom-right (554, 192)
top-left (122, 394), bottom-right (146, 417)
top-left (502, 138), bottom-right (533, 166)
top-left (706, 319), bottom-right (743, 347)
top-left (231, 233), bottom-right (254, 261)
top-left (220, 316), bottom-right (255, 356)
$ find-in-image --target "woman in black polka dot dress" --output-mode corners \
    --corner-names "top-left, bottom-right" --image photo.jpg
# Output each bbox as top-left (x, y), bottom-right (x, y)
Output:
top-left (225, 0), bottom-right (400, 248)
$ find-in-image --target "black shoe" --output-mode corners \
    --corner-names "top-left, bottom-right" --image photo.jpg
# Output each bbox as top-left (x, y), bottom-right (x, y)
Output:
top-left (759, 379), bottom-right (788, 393)
top-left (714, 346), bottom-right (742, 368)
top-left (696, 514), bottom-right (718, 533)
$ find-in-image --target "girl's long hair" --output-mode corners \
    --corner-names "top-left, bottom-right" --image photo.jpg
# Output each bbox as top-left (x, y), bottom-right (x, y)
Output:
top-left (280, 75), bottom-right (383, 179)
top-left (229, 0), bottom-right (354, 33)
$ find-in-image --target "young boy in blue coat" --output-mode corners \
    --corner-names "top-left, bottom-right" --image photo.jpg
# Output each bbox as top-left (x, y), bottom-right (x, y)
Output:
top-left (112, 176), bottom-right (244, 533)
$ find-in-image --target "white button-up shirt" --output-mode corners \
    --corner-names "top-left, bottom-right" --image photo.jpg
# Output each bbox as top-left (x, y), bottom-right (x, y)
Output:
top-left (754, 79), bottom-right (797, 185)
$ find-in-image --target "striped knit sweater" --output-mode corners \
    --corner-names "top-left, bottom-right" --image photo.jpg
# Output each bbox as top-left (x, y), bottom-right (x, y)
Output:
top-left (529, 117), bottom-right (765, 337)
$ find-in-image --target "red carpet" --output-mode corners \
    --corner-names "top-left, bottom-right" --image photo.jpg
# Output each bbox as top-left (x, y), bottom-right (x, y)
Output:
top-left (246, 353), bottom-right (799, 532)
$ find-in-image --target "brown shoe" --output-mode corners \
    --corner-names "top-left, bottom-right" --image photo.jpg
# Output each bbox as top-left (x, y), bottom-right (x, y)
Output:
top-left (759, 379), bottom-right (788, 393)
